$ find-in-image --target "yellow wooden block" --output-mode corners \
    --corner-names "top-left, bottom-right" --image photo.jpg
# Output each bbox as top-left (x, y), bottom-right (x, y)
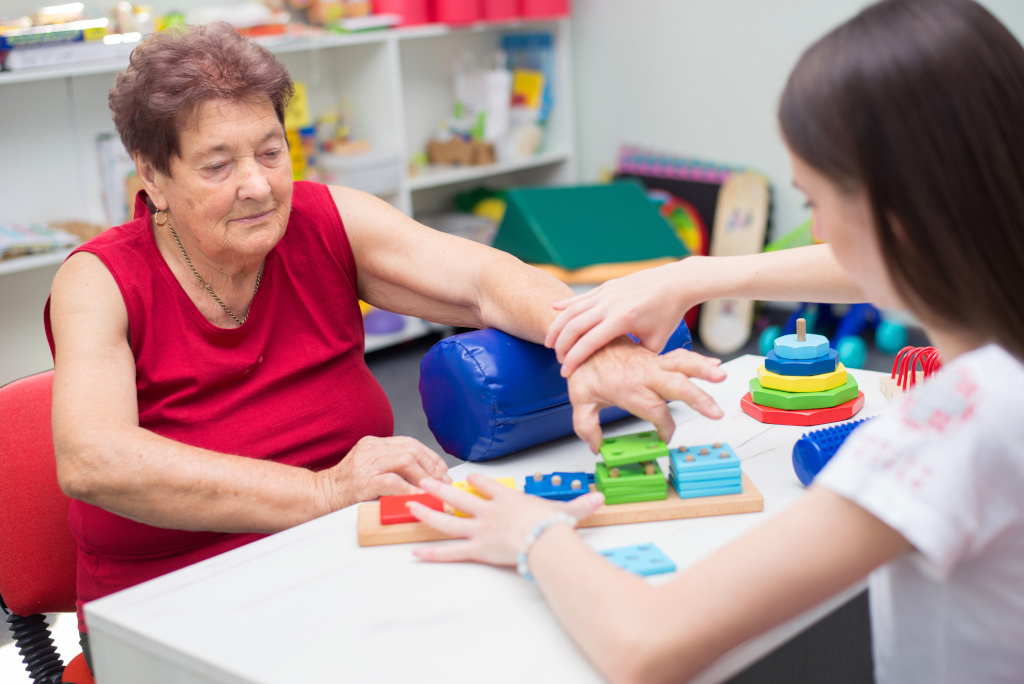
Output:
top-left (452, 477), bottom-right (517, 517)
top-left (756, 363), bottom-right (848, 393)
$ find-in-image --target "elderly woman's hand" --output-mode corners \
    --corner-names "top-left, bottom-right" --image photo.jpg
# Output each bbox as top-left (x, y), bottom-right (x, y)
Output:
top-left (567, 340), bottom-right (727, 453)
top-left (409, 474), bottom-right (604, 566)
top-left (316, 436), bottom-right (451, 510)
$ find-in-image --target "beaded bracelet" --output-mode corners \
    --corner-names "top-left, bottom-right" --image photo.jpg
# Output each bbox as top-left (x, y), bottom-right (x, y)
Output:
top-left (516, 512), bottom-right (578, 584)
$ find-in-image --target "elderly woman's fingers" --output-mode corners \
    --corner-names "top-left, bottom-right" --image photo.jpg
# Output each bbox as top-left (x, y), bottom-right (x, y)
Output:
top-left (657, 348), bottom-right (726, 381)
top-left (611, 386), bottom-right (679, 446)
top-left (373, 472), bottom-right (424, 498)
top-left (571, 401), bottom-right (604, 454)
top-left (648, 370), bottom-right (723, 424)
top-left (400, 438), bottom-right (451, 483)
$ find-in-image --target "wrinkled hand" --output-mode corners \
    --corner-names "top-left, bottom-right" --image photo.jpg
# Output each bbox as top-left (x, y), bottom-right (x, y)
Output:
top-left (546, 262), bottom-right (698, 377)
top-left (409, 473), bottom-right (604, 566)
top-left (317, 435), bottom-right (451, 510)
top-left (568, 340), bottom-right (726, 452)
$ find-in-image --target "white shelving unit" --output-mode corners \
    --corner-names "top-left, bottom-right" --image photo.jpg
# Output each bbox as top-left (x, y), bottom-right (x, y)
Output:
top-left (0, 19), bottom-right (577, 385)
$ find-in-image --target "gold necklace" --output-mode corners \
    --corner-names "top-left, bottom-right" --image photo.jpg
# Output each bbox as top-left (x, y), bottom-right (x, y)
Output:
top-left (165, 216), bottom-right (264, 326)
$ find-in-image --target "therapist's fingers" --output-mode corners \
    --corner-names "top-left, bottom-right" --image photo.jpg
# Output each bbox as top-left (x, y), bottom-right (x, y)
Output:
top-left (564, 491), bottom-right (606, 521)
top-left (550, 286), bottom-right (600, 313)
top-left (545, 294), bottom-right (601, 348)
top-left (412, 539), bottom-right (477, 563)
top-left (418, 477), bottom-right (487, 518)
top-left (406, 500), bottom-right (474, 539)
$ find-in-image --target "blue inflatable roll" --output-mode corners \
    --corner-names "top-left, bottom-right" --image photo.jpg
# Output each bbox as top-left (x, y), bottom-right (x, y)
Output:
top-left (419, 322), bottom-right (692, 462)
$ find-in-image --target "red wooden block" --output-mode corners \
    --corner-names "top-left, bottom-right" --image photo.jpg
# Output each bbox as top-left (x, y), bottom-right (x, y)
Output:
top-left (740, 391), bottom-right (865, 427)
top-left (379, 493), bottom-right (444, 525)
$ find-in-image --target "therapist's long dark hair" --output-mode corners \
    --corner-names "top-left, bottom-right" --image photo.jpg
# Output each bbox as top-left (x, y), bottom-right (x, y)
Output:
top-left (779, 0), bottom-right (1024, 360)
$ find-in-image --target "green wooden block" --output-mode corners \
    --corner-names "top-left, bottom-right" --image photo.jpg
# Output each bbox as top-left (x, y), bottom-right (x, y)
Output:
top-left (603, 487), bottom-right (669, 505)
top-left (748, 375), bottom-right (859, 410)
top-left (599, 431), bottom-right (669, 467)
top-left (595, 461), bottom-right (666, 489)
top-left (492, 184), bottom-right (688, 270)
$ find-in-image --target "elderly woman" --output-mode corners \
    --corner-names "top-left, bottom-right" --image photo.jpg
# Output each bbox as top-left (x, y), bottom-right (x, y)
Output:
top-left (46, 23), bottom-right (723, 666)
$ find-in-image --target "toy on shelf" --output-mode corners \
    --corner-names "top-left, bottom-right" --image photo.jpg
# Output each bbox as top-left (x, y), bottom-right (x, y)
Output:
top-left (880, 346), bottom-right (942, 400)
top-left (792, 418), bottom-right (874, 486)
top-left (742, 318), bottom-right (865, 426)
top-left (668, 443), bottom-right (742, 499)
top-left (600, 543), bottom-right (676, 577)
top-left (759, 303), bottom-right (908, 369)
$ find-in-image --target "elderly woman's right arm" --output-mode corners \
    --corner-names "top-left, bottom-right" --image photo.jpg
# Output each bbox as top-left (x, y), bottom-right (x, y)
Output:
top-left (49, 252), bottom-right (444, 532)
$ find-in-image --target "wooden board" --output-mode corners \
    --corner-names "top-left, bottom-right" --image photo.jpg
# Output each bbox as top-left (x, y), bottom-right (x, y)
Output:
top-left (357, 473), bottom-right (764, 547)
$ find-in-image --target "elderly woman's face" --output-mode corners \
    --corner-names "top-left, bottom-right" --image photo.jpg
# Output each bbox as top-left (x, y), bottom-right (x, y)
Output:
top-left (153, 97), bottom-right (292, 265)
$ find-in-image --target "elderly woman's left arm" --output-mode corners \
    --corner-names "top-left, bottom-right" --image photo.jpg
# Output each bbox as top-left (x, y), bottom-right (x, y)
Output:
top-left (332, 187), bottom-right (726, 451)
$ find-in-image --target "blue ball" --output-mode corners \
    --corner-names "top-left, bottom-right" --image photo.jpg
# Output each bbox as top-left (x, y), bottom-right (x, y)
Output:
top-left (836, 335), bottom-right (867, 369)
top-left (875, 319), bottom-right (908, 355)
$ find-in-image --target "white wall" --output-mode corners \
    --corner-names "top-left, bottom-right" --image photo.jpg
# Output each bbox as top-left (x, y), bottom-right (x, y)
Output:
top-left (570, 0), bottom-right (1024, 239)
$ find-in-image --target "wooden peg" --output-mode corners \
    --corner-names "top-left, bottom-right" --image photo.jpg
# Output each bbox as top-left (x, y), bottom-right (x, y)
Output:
top-left (551, 475), bottom-right (562, 486)
top-left (571, 479), bottom-right (582, 490)
top-left (685, 454), bottom-right (695, 463)
top-left (533, 471), bottom-right (543, 482)
top-left (610, 467), bottom-right (620, 478)
top-left (699, 448), bottom-right (709, 456)
top-left (720, 451), bottom-right (729, 459)
top-left (713, 442), bottom-right (722, 448)
top-left (644, 462), bottom-right (656, 475)
top-left (797, 318), bottom-right (806, 342)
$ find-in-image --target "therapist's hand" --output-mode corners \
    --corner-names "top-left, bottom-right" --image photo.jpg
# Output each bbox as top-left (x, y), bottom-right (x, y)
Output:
top-left (317, 435), bottom-right (451, 510)
top-left (546, 260), bottom-right (699, 377)
top-left (567, 339), bottom-right (726, 453)
top-left (409, 473), bottom-right (604, 566)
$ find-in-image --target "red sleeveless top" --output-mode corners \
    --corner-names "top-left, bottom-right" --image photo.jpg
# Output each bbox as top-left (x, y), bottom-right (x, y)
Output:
top-left (45, 181), bottom-right (394, 629)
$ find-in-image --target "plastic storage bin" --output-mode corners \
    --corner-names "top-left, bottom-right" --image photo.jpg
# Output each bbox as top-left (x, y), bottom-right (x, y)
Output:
top-left (520, 0), bottom-right (569, 18)
top-left (432, 0), bottom-right (481, 24)
top-left (317, 150), bottom-right (402, 197)
top-left (374, 0), bottom-right (431, 25)
top-left (482, 0), bottom-right (518, 21)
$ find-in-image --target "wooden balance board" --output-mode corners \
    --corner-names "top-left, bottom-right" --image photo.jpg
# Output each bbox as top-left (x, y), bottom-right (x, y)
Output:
top-left (357, 473), bottom-right (763, 547)
top-left (698, 171), bottom-right (770, 355)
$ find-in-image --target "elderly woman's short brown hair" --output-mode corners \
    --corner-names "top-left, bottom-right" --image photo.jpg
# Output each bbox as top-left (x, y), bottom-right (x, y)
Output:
top-left (109, 22), bottom-right (294, 175)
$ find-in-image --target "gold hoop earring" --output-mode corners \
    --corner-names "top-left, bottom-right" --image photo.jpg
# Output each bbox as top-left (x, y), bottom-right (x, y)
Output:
top-left (154, 209), bottom-right (168, 227)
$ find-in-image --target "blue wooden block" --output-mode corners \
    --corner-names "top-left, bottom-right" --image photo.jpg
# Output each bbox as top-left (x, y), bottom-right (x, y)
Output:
top-left (524, 471), bottom-right (591, 501)
top-left (668, 444), bottom-right (740, 473)
top-left (668, 467), bottom-right (742, 485)
top-left (774, 332), bottom-right (830, 360)
top-left (669, 478), bottom-right (744, 499)
top-left (765, 349), bottom-right (838, 376)
top-left (599, 543), bottom-right (676, 577)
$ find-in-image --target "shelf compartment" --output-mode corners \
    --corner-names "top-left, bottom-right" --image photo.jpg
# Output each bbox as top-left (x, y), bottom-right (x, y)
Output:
top-left (406, 149), bottom-right (569, 191)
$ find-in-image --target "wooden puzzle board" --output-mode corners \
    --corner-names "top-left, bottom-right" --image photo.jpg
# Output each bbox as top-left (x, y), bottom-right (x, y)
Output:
top-left (357, 473), bottom-right (764, 547)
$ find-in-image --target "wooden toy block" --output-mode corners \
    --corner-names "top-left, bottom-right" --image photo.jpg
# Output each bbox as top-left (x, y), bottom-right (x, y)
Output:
top-left (452, 477), bottom-right (517, 517)
top-left (668, 477), bottom-right (743, 499)
top-left (668, 467), bottom-right (741, 485)
top-left (880, 371), bottom-right (923, 401)
top-left (599, 431), bottom-right (669, 467)
top-left (357, 473), bottom-right (764, 546)
top-left (748, 375), bottom-right (859, 410)
top-left (524, 471), bottom-right (592, 501)
top-left (740, 391), bottom-right (865, 426)
top-left (757, 363), bottom-right (848, 393)
top-left (379, 493), bottom-right (444, 525)
top-left (668, 443), bottom-right (739, 473)
top-left (774, 318), bottom-right (830, 360)
top-left (595, 461), bottom-right (667, 505)
top-left (600, 543), bottom-right (677, 577)
top-left (765, 349), bottom-right (838, 376)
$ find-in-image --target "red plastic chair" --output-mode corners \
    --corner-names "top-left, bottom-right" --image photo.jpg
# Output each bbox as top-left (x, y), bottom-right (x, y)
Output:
top-left (0, 371), bottom-right (94, 684)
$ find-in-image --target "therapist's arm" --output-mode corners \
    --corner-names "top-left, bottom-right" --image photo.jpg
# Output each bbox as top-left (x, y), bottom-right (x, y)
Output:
top-left (413, 478), bottom-right (907, 684)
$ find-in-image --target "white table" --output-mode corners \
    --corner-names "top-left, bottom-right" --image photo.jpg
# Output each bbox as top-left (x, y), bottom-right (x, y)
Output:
top-left (86, 355), bottom-right (888, 684)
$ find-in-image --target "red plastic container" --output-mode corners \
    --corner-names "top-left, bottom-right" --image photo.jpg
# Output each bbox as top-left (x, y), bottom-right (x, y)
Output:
top-left (375, 0), bottom-right (431, 25)
top-left (482, 0), bottom-right (518, 21)
top-left (520, 0), bottom-right (569, 18)
top-left (432, 0), bottom-right (482, 24)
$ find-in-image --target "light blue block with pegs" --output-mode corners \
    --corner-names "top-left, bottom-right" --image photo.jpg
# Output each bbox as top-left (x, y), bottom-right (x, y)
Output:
top-left (668, 478), bottom-right (743, 499)
top-left (600, 543), bottom-right (677, 577)
top-left (668, 444), bottom-right (740, 472)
